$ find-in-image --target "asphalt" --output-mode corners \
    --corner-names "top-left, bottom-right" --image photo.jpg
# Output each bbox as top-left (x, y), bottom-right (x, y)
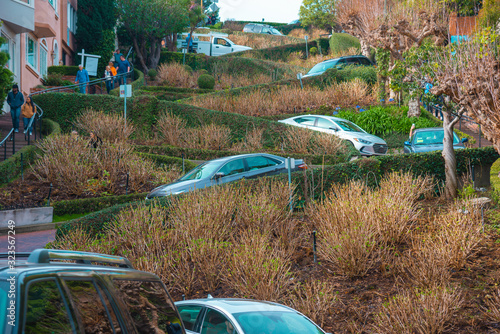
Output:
top-left (0, 229), bottom-right (56, 252)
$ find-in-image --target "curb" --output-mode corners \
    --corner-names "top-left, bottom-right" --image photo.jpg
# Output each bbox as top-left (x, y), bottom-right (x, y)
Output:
top-left (0, 222), bottom-right (58, 236)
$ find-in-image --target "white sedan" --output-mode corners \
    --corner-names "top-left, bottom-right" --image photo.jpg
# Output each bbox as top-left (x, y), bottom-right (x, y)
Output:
top-left (278, 115), bottom-right (388, 156)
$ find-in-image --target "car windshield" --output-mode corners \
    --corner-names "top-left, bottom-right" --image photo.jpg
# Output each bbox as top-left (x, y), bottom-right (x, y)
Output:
top-left (234, 311), bottom-right (323, 334)
top-left (271, 28), bottom-right (281, 35)
top-left (179, 161), bottom-right (221, 181)
top-left (335, 120), bottom-right (365, 133)
top-left (413, 130), bottom-right (460, 145)
top-left (307, 60), bottom-right (339, 74)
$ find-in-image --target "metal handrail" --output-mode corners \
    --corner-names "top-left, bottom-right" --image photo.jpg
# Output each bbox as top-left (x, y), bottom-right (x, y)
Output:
top-left (0, 128), bottom-right (14, 148)
top-left (30, 70), bottom-right (134, 96)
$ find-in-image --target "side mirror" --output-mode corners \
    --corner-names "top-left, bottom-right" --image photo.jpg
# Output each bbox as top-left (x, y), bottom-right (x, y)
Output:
top-left (404, 141), bottom-right (411, 146)
top-left (213, 172), bottom-right (225, 179)
top-left (461, 138), bottom-right (469, 143)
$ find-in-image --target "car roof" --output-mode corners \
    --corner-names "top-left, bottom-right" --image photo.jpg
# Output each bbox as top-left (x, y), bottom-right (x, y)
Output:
top-left (199, 153), bottom-right (285, 165)
top-left (316, 55), bottom-right (368, 64)
top-left (414, 127), bottom-right (445, 132)
top-left (286, 114), bottom-right (350, 123)
top-left (175, 298), bottom-right (297, 314)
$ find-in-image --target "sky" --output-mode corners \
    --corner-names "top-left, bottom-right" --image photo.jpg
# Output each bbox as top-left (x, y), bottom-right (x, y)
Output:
top-left (217, 0), bottom-right (303, 24)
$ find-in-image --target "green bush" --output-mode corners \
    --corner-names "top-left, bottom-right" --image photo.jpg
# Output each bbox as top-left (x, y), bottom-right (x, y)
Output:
top-left (309, 47), bottom-right (318, 56)
top-left (320, 66), bottom-right (377, 86)
top-left (0, 119), bottom-right (61, 185)
top-left (329, 33), bottom-right (360, 55)
top-left (138, 86), bottom-right (214, 101)
top-left (42, 73), bottom-right (73, 87)
top-left (183, 65), bottom-right (194, 74)
top-left (198, 69), bottom-right (210, 76)
top-left (159, 52), bottom-right (208, 70)
top-left (147, 69), bottom-right (157, 80)
top-left (198, 74), bottom-right (215, 89)
top-left (47, 66), bottom-right (80, 76)
top-left (136, 152), bottom-right (197, 171)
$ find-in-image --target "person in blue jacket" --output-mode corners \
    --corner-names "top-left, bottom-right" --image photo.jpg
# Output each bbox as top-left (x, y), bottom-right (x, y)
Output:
top-left (75, 64), bottom-right (90, 94)
top-left (6, 84), bottom-right (24, 132)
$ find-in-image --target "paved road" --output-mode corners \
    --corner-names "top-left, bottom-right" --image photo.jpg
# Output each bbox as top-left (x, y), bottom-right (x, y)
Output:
top-left (0, 229), bottom-right (56, 253)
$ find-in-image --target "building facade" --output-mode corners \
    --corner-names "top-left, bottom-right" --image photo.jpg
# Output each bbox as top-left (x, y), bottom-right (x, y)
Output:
top-left (1, 0), bottom-right (77, 100)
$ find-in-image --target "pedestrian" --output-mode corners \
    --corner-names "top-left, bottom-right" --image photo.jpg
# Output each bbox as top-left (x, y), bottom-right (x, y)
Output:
top-left (104, 65), bottom-right (113, 93)
top-left (113, 49), bottom-right (124, 68)
top-left (186, 33), bottom-right (194, 53)
top-left (109, 61), bottom-right (117, 88)
top-left (75, 64), bottom-right (89, 94)
top-left (6, 84), bottom-right (24, 133)
top-left (117, 55), bottom-right (131, 86)
top-left (88, 131), bottom-right (102, 149)
top-left (21, 95), bottom-right (36, 136)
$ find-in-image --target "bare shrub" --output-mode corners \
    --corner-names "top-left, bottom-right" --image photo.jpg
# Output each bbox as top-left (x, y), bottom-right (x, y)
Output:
top-left (310, 132), bottom-right (348, 156)
top-left (227, 33), bottom-right (301, 49)
top-left (155, 110), bottom-right (187, 146)
top-left (185, 123), bottom-right (232, 150)
top-left (338, 78), bottom-right (369, 103)
top-left (74, 109), bottom-right (134, 142)
top-left (308, 181), bottom-right (379, 277)
top-left (373, 287), bottom-right (463, 334)
top-left (223, 20), bottom-right (244, 32)
top-left (51, 226), bottom-right (101, 253)
top-left (482, 289), bottom-right (500, 325)
top-left (283, 126), bottom-right (314, 154)
top-left (288, 28), bottom-right (329, 40)
top-left (187, 239), bottom-right (230, 292)
top-left (287, 280), bottom-right (337, 328)
top-left (232, 127), bottom-right (264, 152)
top-left (224, 229), bottom-right (292, 301)
top-left (157, 63), bottom-right (197, 88)
top-left (330, 46), bottom-right (360, 58)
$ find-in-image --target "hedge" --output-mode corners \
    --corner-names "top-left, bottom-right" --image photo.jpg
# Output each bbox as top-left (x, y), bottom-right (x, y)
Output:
top-left (56, 146), bottom-right (499, 239)
top-left (109, 68), bottom-right (144, 97)
top-left (159, 52), bottom-right (209, 70)
top-left (48, 65), bottom-right (80, 76)
top-left (134, 145), bottom-right (357, 166)
top-left (0, 119), bottom-right (61, 185)
top-left (31, 93), bottom-right (297, 147)
top-left (329, 33), bottom-right (360, 55)
top-left (137, 152), bottom-right (198, 171)
top-left (138, 87), bottom-right (214, 102)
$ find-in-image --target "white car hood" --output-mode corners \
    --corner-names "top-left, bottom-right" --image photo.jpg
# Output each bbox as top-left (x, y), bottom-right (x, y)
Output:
top-left (341, 132), bottom-right (386, 144)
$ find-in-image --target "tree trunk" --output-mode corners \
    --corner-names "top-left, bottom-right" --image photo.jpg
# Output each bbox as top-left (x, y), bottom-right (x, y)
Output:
top-left (132, 37), bottom-right (148, 72)
top-left (378, 75), bottom-right (387, 104)
top-left (360, 39), bottom-right (371, 60)
top-left (407, 97), bottom-right (420, 117)
top-left (442, 110), bottom-right (458, 199)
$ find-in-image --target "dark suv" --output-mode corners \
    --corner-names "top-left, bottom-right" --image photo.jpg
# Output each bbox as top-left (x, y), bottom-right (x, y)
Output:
top-left (1, 249), bottom-right (185, 334)
top-left (303, 55), bottom-right (374, 78)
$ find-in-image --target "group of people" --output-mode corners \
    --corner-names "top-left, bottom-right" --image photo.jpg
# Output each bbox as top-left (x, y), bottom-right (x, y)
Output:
top-left (74, 49), bottom-right (131, 94)
top-left (6, 84), bottom-right (36, 135)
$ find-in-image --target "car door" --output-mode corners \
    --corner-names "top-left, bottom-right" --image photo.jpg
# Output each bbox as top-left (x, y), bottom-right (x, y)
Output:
top-left (312, 117), bottom-right (339, 136)
top-left (292, 116), bottom-right (316, 129)
top-left (244, 155), bottom-right (283, 179)
top-left (177, 305), bottom-right (205, 333)
top-left (212, 38), bottom-right (232, 56)
top-left (213, 158), bottom-right (247, 184)
top-left (200, 308), bottom-right (239, 334)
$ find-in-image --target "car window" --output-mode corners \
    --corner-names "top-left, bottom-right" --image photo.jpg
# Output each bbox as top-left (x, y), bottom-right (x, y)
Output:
top-left (215, 38), bottom-right (229, 46)
top-left (65, 279), bottom-right (119, 333)
top-left (24, 279), bottom-right (73, 334)
top-left (358, 57), bottom-right (372, 65)
top-left (346, 58), bottom-right (361, 65)
top-left (271, 28), bottom-right (281, 35)
top-left (293, 117), bottom-right (316, 126)
top-left (201, 308), bottom-right (237, 334)
top-left (262, 27), bottom-right (270, 34)
top-left (218, 158), bottom-right (246, 176)
top-left (253, 25), bottom-right (262, 33)
top-left (180, 161), bottom-right (222, 181)
top-left (336, 120), bottom-right (365, 132)
top-left (307, 60), bottom-right (339, 74)
top-left (177, 305), bottom-right (203, 331)
top-left (412, 130), bottom-right (459, 145)
top-left (113, 280), bottom-right (182, 334)
top-left (315, 118), bottom-right (336, 129)
top-left (246, 156), bottom-right (279, 171)
top-left (234, 311), bottom-right (323, 334)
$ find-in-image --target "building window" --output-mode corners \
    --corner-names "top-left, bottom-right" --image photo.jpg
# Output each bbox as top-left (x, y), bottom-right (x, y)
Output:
top-left (26, 35), bottom-right (37, 70)
top-left (0, 34), bottom-right (14, 73)
top-left (53, 40), bottom-right (59, 65)
top-left (67, 3), bottom-right (77, 34)
top-left (40, 42), bottom-right (48, 77)
top-left (48, 0), bottom-right (57, 12)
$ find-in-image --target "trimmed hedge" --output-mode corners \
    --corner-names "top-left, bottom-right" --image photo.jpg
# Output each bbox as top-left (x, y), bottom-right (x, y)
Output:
top-left (109, 68), bottom-right (144, 97)
top-left (134, 145), bottom-right (358, 166)
top-left (139, 86), bottom-right (215, 101)
top-left (48, 65), bottom-right (80, 76)
top-left (0, 119), bottom-right (61, 185)
top-left (159, 52), bottom-right (208, 70)
top-left (137, 152), bottom-right (198, 171)
top-left (56, 147), bottom-right (499, 239)
top-left (329, 33), bottom-right (360, 55)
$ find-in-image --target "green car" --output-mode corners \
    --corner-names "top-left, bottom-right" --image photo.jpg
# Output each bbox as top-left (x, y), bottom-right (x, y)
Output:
top-left (1, 249), bottom-right (185, 334)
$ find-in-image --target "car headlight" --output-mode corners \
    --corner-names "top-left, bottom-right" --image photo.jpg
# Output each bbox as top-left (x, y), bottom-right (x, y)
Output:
top-left (353, 138), bottom-right (372, 145)
top-left (172, 190), bottom-right (185, 195)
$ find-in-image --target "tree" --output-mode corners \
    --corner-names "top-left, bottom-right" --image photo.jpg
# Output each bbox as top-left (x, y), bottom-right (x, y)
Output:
top-left (75, 0), bottom-right (117, 76)
top-left (116, 0), bottom-right (188, 72)
top-left (0, 22), bottom-right (14, 103)
top-left (187, 4), bottom-right (206, 52)
top-left (203, 0), bottom-right (220, 25)
top-left (299, 0), bottom-right (337, 31)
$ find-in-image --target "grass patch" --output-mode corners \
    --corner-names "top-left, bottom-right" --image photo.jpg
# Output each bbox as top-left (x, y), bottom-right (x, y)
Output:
top-left (53, 212), bottom-right (89, 223)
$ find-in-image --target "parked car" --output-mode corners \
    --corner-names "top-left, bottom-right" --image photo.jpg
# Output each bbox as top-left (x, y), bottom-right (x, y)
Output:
top-left (243, 23), bottom-right (283, 35)
top-left (175, 298), bottom-right (329, 334)
top-left (302, 55), bottom-right (374, 78)
top-left (278, 115), bottom-right (388, 156)
top-left (404, 127), bottom-right (468, 153)
top-left (0, 249), bottom-right (185, 334)
top-left (146, 153), bottom-right (306, 199)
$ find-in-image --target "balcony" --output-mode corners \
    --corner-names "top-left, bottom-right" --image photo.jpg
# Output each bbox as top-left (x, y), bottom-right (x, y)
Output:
top-left (0, 0), bottom-right (35, 34)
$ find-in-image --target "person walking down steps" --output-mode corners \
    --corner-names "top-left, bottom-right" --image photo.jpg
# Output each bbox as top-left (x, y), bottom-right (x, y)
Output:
top-left (6, 84), bottom-right (24, 133)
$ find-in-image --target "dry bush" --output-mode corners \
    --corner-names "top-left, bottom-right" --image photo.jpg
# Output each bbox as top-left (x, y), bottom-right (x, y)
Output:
top-left (330, 46), bottom-right (360, 58)
top-left (288, 28), bottom-right (329, 40)
top-left (224, 229), bottom-right (292, 301)
top-left (51, 226), bottom-right (101, 253)
top-left (186, 83), bottom-right (373, 116)
top-left (483, 289), bottom-right (500, 325)
top-left (155, 110), bottom-right (187, 146)
top-left (74, 109), bottom-right (135, 142)
top-left (283, 126), bottom-right (348, 158)
top-left (223, 20), bottom-right (244, 31)
top-left (232, 127), bottom-right (264, 152)
top-left (185, 123), bottom-right (232, 150)
top-left (187, 239), bottom-right (230, 292)
top-left (308, 181), bottom-right (379, 277)
top-left (157, 63), bottom-right (197, 88)
top-left (309, 132), bottom-right (348, 156)
top-left (33, 135), bottom-right (179, 196)
top-left (287, 280), bottom-right (337, 328)
top-left (213, 73), bottom-right (272, 90)
top-left (373, 287), bottom-right (463, 334)
top-left (227, 33), bottom-right (300, 49)
top-left (283, 126), bottom-right (315, 154)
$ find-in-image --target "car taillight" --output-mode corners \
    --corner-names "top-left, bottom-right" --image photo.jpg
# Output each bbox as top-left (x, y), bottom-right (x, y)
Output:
top-left (298, 163), bottom-right (308, 170)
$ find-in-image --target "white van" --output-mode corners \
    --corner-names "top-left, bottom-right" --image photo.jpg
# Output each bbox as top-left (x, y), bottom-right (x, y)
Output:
top-left (177, 32), bottom-right (252, 56)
